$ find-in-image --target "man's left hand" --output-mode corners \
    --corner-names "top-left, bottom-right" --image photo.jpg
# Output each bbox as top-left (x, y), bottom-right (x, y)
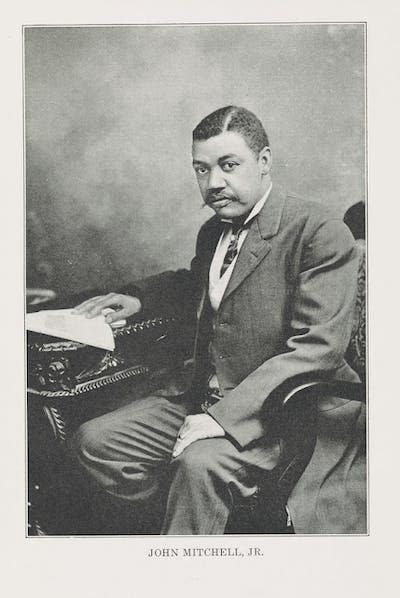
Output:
top-left (172, 414), bottom-right (225, 458)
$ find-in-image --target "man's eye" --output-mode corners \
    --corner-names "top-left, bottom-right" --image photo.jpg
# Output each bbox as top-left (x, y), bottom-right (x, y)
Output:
top-left (194, 166), bottom-right (208, 175)
top-left (222, 162), bottom-right (238, 172)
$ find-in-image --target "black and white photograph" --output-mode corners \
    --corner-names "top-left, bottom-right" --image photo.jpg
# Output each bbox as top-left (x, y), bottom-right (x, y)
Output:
top-left (4, 0), bottom-right (400, 595)
top-left (24, 23), bottom-right (367, 538)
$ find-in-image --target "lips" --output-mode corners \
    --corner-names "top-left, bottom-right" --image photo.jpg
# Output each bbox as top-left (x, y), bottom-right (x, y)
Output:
top-left (208, 195), bottom-right (235, 208)
top-left (210, 198), bottom-right (231, 209)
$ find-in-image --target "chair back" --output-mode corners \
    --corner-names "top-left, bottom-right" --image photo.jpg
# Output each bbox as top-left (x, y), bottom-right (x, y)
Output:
top-left (346, 241), bottom-right (366, 381)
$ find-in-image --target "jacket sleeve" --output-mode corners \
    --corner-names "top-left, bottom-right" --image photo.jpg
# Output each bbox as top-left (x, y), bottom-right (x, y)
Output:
top-left (121, 268), bottom-right (196, 319)
top-left (207, 218), bottom-right (359, 448)
top-left (119, 222), bottom-right (209, 320)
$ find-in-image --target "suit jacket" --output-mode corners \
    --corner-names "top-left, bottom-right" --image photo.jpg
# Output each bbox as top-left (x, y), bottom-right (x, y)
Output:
top-left (130, 186), bottom-right (366, 533)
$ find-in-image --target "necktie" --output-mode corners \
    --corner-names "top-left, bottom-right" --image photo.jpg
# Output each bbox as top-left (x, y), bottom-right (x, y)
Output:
top-left (219, 221), bottom-right (247, 278)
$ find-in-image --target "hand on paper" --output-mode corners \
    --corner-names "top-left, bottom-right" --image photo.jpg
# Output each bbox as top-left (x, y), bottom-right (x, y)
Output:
top-left (73, 293), bottom-right (142, 324)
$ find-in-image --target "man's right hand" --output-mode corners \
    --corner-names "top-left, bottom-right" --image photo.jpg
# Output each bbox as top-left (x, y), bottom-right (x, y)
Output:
top-left (73, 293), bottom-right (142, 324)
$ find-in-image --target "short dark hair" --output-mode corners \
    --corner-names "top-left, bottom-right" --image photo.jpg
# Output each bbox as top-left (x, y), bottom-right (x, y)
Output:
top-left (192, 106), bottom-right (270, 155)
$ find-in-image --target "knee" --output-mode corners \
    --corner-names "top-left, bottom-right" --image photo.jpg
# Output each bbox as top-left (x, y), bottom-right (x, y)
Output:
top-left (68, 417), bottom-right (111, 463)
top-left (172, 440), bottom-right (220, 483)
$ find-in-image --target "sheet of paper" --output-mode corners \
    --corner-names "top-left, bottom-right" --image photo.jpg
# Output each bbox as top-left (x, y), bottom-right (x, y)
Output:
top-left (26, 308), bottom-right (115, 351)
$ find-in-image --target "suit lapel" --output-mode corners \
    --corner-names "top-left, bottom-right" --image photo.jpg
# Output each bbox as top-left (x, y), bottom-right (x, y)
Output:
top-left (221, 227), bottom-right (272, 303)
top-left (199, 217), bottom-right (225, 283)
top-left (220, 186), bottom-right (286, 304)
top-left (196, 217), bottom-right (224, 318)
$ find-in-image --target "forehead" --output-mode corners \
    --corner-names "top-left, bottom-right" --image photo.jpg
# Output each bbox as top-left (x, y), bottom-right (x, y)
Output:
top-left (192, 131), bottom-right (254, 163)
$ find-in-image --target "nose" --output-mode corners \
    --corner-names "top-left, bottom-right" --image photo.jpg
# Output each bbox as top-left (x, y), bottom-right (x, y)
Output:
top-left (208, 166), bottom-right (225, 191)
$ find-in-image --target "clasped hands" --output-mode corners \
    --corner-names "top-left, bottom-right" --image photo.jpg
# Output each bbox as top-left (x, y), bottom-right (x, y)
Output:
top-left (73, 292), bottom-right (226, 455)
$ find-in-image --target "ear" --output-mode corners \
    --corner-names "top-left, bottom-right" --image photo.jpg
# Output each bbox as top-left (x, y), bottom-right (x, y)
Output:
top-left (258, 146), bottom-right (272, 175)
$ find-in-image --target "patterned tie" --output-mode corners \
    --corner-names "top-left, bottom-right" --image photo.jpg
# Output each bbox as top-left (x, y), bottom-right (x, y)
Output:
top-left (219, 220), bottom-right (247, 278)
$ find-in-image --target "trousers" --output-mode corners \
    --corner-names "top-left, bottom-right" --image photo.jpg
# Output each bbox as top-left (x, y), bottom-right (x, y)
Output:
top-left (70, 393), bottom-right (281, 535)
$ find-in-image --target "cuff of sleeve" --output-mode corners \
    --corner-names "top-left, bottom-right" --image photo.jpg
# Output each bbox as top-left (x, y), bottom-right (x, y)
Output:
top-left (207, 401), bottom-right (266, 449)
top-left (117, 284), bottom-right (144, 310)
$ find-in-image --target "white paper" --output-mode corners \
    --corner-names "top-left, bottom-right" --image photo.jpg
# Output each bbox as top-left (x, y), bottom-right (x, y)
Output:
top-left (26, 308), bottom-right (115, 351)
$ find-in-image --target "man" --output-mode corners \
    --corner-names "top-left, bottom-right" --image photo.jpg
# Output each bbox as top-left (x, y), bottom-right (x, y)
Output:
top-left (71, 106), bottom-right (365, 534)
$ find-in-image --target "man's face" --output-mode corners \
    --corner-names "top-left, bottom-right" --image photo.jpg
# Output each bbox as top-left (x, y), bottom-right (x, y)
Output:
top-left (192, 131), bottom-right (271, 220)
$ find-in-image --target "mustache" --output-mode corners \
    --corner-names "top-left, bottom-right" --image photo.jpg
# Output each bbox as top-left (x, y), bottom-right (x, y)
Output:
top-left (205, 192), bottom-right (237, 205)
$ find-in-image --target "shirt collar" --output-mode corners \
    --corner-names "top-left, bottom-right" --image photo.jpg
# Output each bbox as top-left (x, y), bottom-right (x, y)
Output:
top-left (220, 183), bottom-right (273, 227)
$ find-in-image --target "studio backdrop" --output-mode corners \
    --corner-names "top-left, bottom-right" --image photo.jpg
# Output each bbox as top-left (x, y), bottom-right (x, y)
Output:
top-left (25, 24), bottom-right (365, 296)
